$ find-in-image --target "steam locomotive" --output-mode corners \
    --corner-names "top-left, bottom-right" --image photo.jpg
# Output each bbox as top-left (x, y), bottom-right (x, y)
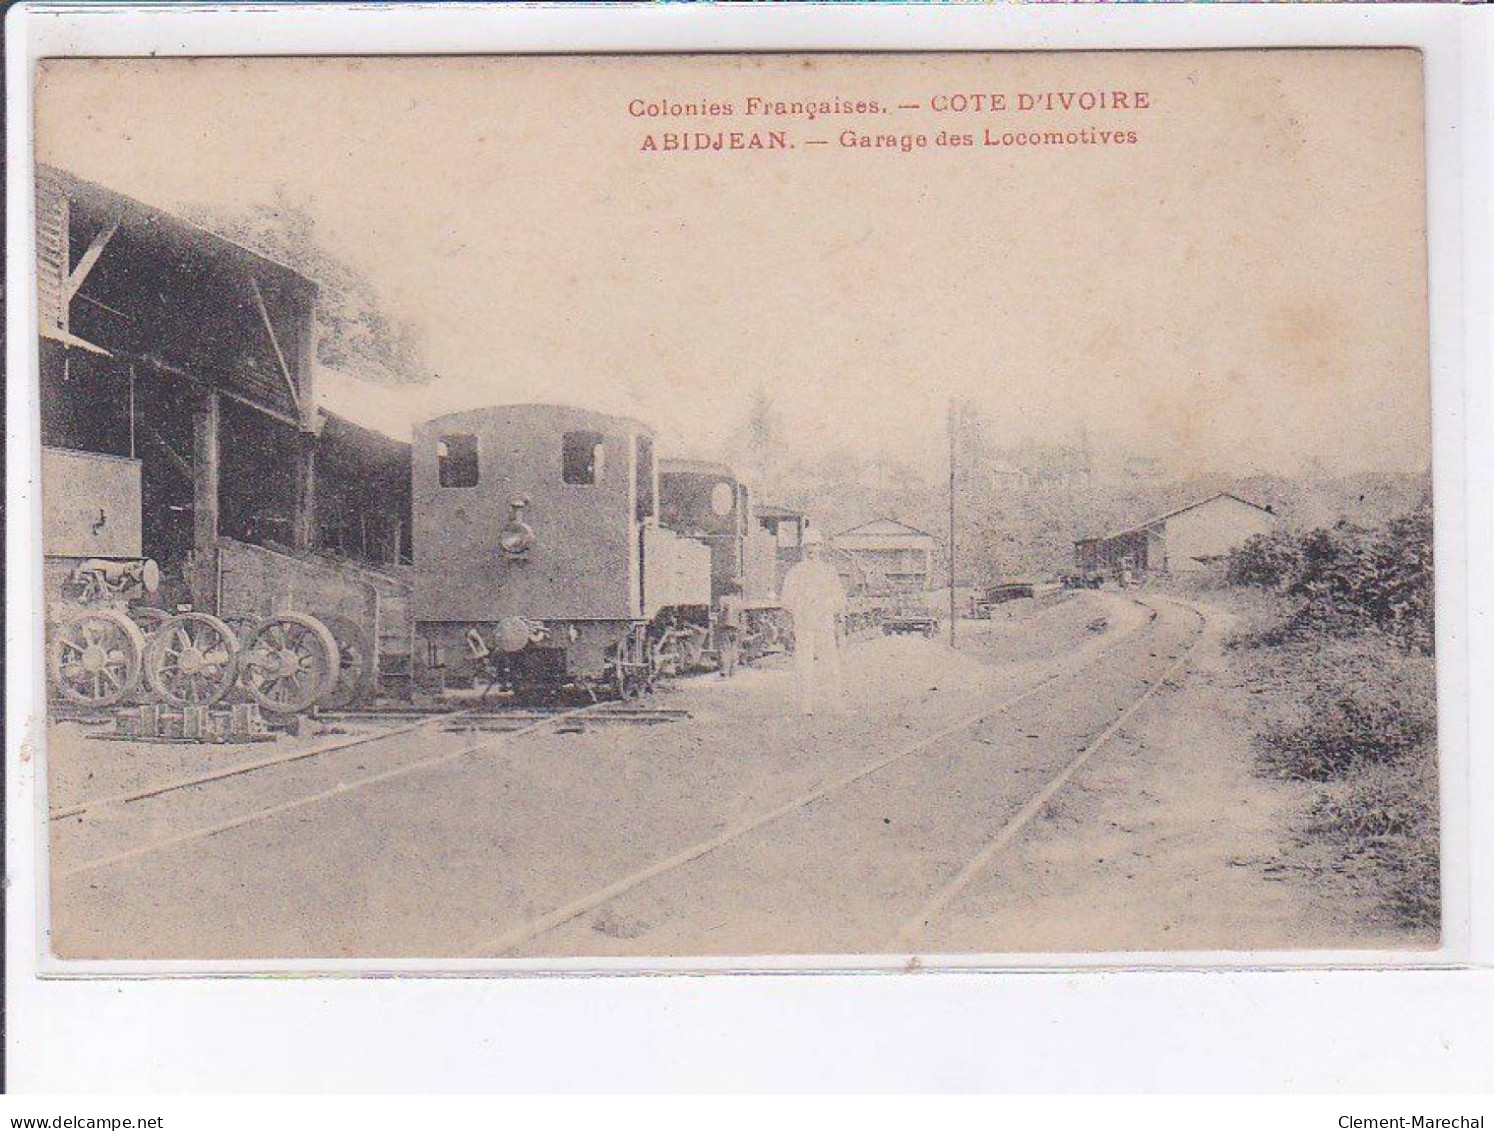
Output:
top-left (410, 405), bottom-right (805, 699)
top-left (45, 403), bottom-right (811, 710)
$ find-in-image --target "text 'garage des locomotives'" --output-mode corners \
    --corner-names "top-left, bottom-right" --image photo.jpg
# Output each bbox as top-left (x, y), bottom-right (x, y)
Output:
top-left (630, 91), bottom-right (1151, 153)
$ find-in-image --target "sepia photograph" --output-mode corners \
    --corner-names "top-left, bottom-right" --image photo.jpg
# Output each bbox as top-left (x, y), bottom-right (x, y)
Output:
top-left (30, 49), bottom-right (1438, 964)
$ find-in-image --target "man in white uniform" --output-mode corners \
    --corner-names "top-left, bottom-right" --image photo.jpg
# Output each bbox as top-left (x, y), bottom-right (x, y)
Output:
top-left (780, 529), bottom-right (849, 716)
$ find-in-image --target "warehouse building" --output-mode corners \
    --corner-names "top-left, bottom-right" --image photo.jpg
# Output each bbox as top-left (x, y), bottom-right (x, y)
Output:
top-left (1074, 493), bottom-right (1278, 576)
top-left (830, 518), bottom-right (937, 594)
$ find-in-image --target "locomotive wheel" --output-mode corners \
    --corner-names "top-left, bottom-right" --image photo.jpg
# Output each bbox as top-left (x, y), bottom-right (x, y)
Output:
top-left (143, 612), bottom-right (241, 708)
top-left (643, 640), bottom-right (662, 693)
top-left (50, 609), bottom-right (147, 708)
top-left (318, 613), bottom-right (376, 710)
top-left (239, 613), bottom-right (340, 715)
top-left (611, 633), bottom-right (656, 701)
top-left (651, 633), bottom-right (682, 679)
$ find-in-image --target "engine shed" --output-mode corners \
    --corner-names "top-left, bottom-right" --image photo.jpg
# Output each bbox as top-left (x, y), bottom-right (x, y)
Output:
top-left (37, 165), bottom-right (321, 607)
top-left (38, 166), bottom-right (419, 705)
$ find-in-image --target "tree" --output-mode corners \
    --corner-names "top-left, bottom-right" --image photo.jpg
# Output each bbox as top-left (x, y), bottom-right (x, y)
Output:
top-left (182, 190), bottom-right (425, 387)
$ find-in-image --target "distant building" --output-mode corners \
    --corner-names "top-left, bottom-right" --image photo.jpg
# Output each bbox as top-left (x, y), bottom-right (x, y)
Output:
top-left (1074, 493), bottom-right (1278, 575)
top-left (831, 519), bottom-right (937, 593)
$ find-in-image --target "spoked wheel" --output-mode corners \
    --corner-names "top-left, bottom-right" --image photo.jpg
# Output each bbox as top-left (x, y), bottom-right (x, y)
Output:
top-left (143, 612), bottom-right (241, 707)
top-left (317, 613), bottom-right (375, 710)
top-left (238, 613), bottom-right (340, 715)
top-left (645, 640), bottom-right (667, 693)
top-left (680, 628), bottom-right (707, 670)
top-left (220, 612), bottom-right (262, 645)
top-left (50, 609), bottom-right (147, 708)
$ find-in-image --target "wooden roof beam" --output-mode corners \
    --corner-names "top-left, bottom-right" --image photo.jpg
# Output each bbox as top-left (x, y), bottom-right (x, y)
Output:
top-left (247, 273), bottom-right (301, 416)
top-left (65, 211), bottom-right (124, 304)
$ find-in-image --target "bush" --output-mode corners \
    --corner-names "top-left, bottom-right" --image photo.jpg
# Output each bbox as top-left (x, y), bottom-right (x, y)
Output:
top-left (1227, 528), bottom-right (1303, 589)
top-left (1247, 639), bottom-right (1439, 932)
top-left (1307, 756), bottom-right (1440, 931)
top-left (1255, 643), bottom-right (1436, 782)
top-left (1225, 498), bottom-right (1433, 655)
top-left (1226, 498), bottom-right (1439, 934)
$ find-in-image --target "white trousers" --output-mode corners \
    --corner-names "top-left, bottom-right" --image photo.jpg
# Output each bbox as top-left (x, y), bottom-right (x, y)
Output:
top-left (793, 622), bottom-right (846, 715)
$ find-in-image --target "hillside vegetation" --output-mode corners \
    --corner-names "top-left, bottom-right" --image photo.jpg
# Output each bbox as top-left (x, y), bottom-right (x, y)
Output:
top-left (726, 389), bottom-right (1431, 586)
top-left (1222, 493), bottom-right (1438, 933)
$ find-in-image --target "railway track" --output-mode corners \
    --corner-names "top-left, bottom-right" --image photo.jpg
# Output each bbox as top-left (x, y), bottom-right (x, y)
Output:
top-left (464, 594), bottom-right (1206, 957)
top-left (51, 703), bottom-right (692, 824)
top-left (889, 596), bottom-right (1207, 951)
top-left (49, 709), bottom-right (473, 823)
top-left (50, 700), bottom-right (690, 882)
top-left (50, 593), bottom-right (1204, 957)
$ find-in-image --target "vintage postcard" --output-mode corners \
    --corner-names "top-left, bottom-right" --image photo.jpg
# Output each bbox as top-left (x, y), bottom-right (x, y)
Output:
top-left (31, 50), bottom-right (1436, 964)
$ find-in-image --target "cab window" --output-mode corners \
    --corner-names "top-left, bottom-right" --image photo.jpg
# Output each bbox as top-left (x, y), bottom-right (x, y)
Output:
top-left (437, 434), bottom-right (479, 488)
top-left (563, 431), bottom-right (606, 485)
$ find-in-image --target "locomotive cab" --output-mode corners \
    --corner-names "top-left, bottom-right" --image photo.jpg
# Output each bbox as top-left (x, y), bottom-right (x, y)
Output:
top-left (658, 462), bottom-right (797, 663)
top-left (412, 404), bottom-right (710, 697)
top-left (658, 459), bottom-right (748, 606)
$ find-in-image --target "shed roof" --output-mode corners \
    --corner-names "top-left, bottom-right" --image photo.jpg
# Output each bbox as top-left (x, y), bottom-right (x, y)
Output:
top-left (40, 165), bottom-right (318, 427)
top-left (834, 518), bottom-right (936, 540)
top-left (42, 165), bottom-right (313, 289)
top-left (1081, 492), bottom-right (1275, 544)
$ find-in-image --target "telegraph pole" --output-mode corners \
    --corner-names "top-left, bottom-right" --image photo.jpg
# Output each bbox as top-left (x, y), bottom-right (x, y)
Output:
top-left (948, 397), bottom-right (957, 648)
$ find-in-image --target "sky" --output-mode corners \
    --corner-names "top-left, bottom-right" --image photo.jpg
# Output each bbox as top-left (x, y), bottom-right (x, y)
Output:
top-left (36, 51), bottom-right (1431, 479)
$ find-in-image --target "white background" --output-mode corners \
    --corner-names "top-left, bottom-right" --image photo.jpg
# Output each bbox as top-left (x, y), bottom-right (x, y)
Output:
top-left (5, 2), bottom-right (1492, 1092)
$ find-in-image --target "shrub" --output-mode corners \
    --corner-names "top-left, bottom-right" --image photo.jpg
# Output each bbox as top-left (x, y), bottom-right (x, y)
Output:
top-left (1306, 756), bottom-right (1440, 931)
top-left (1226, 528), bottom-right (1303, 590)
top-left (1225, 498), bottom-right (1434, 655)
top-left (1226, 498), bottom-right (1439, 934)
top-left (1254, 642), bottom-right (1436, 782)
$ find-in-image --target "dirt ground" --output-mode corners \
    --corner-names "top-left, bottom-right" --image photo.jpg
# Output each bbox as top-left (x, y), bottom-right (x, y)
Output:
top-left (44, 589), bottom-right (1424, 961)
top-left (924, 598), bottom-right (1423, 954)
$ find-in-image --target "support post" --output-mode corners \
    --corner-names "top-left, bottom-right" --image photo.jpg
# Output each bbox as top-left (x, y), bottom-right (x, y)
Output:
top-left (192, 392), bottom-right (219, 552)
top-left (292, 431), bottom-right (316, 552)
top-left (189, 392), bottom-right (220, 612)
